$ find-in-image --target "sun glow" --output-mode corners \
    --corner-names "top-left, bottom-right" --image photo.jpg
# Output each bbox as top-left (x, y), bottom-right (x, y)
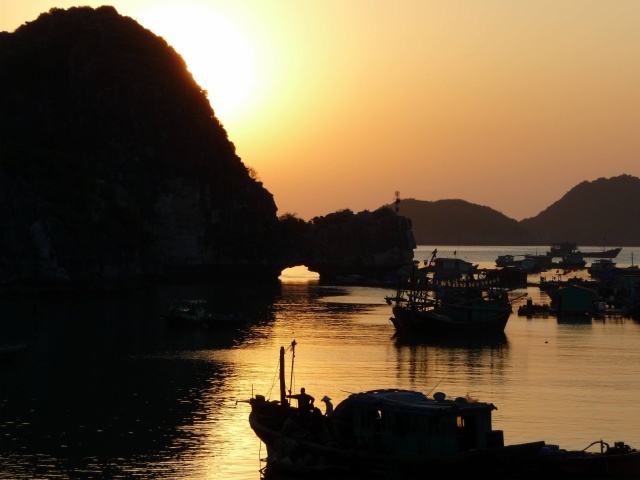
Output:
top-left (137, 2), bottom-right (256, 124)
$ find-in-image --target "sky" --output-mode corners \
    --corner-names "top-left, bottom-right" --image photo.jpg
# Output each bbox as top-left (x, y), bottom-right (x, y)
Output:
top-left (2, 1), bottom-right (639, 221)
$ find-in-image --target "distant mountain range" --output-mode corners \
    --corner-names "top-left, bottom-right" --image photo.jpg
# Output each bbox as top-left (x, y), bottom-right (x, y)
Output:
top-left (388, 174), bottom-right (640, 246)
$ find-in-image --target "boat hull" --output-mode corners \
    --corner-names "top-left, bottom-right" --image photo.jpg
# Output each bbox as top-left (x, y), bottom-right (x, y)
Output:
top-left (391, 302), bottom-right (511, 337)
top-left (249, 405), bottom-right (544, 478)
top-left (580, 247), bottom-right (622, 258)
top-left (534, 442), bottom-right (640, 478)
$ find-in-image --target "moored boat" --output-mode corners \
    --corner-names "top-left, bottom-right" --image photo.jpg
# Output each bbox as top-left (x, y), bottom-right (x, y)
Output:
top-left (495, 254), bottom-right (521, 268)
top-left (581, 247), bottom-right (623, 259)
top-left (162, 299), bottom-right (246, 328)
top-left (556, 252), bottom-right (586, 269)
top-left (245, 342), bottom-right (640, 479)
top-left (385, 264), bottom-right (514, 338)
top-left (546, 241), bottom-right (622, 259)
top-left (588, 258), bottom-right (617, 274)
top-left (245, 341), bottom-right (544, 478)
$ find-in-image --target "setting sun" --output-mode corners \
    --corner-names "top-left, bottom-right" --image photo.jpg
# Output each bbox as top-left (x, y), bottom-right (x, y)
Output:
top-left (137, 2), bottom-right (256, 124)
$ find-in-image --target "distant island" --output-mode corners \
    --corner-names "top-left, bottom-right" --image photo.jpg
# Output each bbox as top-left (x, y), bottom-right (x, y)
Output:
top-left (386, 174), bottom-right (640, 246)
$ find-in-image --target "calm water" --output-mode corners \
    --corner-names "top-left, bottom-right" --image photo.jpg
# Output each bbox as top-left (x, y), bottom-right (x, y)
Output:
top-left (1, 245), bottom-right (639, 480)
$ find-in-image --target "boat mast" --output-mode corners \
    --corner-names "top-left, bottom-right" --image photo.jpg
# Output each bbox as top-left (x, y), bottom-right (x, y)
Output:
top-left (288, 340), bottom-right (296, 396)
top-left (279, 346), bottom-right (287, 405)
top-left (279, 340), bottom-right (297, 406)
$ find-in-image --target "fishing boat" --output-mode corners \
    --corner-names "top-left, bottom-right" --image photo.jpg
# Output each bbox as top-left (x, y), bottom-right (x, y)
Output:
top-left (546, 242), bottom-right (579, 257)
top-left (556, 252), bottom-right (586, 269)
top-left (495, 254), bottom-right (522, 268)
top-left (587, 258), bottom-right (617, 275)
top-left (245, 341), bottom-right (640, 479)
top-left (546, 241), bottom-right (622, 259)
top-left (162, 299), bottom-right (246, 328)
top-left (245, 341), bottom-right (544, 478)
top-left (385, 265), bottom-right (513, 337)
top-left (517, 299), bottom-right (554, 317)
top-left (581, 247), bottom-right (623, 259)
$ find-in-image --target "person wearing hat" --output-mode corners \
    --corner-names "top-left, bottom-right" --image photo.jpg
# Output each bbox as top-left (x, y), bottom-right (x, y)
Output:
top-left (321, 395), bottom-right (333, 417)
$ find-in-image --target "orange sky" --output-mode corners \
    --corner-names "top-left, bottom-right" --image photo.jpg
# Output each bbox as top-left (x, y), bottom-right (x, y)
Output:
top-left (2, 1), bottom-right (639, 221)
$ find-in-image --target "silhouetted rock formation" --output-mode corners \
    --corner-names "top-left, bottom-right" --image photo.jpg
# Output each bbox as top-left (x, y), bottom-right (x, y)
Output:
top-left (519, 175), bottom-right (640, 246)
top-left (304, 208), bottom-right (416, 283)
top-left (388, 175), bottom-right (640, 246)
top-left (0, 7), bottom-right (416, 291)
top-left (392, 199), bottom-right (531, 246)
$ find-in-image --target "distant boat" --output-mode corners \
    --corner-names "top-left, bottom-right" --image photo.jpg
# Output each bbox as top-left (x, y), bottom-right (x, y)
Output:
top-left (524, 254), bottom-right (554, 269)
top-left (547, 241), bottom-right (579, 257)
top-left (580, 247), bottom-right (622, 258)
top-left (587, 258), bottom-right (617, 275)
top-left (495, 254), bottom-right (521, 268)
top-left (546, 241), bottom-right (622, 259)
top-left (163, 299), bottom-right (211, 326)
top-left (420, 249), bottom-right (479, 278)
top-left (556, 252), bottom-right (586, 269)
top-left (162, 300), bottom-right (246, 328)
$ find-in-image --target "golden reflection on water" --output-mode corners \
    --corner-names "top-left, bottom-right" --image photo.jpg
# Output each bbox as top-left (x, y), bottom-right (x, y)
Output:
top-left (213, 279), bottom-right (640, 479)
top-left (2, 250), bottom-right (640, 480)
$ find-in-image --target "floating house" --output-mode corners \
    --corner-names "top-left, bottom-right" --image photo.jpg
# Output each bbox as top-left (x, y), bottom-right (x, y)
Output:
top-left (555, 285), bottom-right (596, 315)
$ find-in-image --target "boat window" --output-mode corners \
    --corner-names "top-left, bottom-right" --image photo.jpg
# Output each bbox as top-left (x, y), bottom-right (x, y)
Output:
top-left (457, 416), bottom-right (465, 429)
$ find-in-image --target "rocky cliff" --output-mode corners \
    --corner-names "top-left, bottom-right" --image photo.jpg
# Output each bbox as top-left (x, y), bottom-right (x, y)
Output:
top-left (0, 6), bottom-right (415, 292)
top-left (304, 208), bottom-right (416, 283)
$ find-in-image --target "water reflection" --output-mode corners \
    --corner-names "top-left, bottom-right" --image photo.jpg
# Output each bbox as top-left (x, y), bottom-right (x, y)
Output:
top-left (2, 272), bottom-right (640, 480)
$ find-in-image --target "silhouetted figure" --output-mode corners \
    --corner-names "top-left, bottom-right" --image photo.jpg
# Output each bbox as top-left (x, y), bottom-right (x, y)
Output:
top-left (286, 387), bottom-right (315, 420)
top-left (321, 395), bottom-right (333, 417)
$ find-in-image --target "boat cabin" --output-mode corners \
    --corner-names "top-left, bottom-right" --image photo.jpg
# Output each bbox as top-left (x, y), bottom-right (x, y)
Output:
top-left (330, 389), bottom-right (503, 458)
top-left (588, 259), bottom-right (616, 274)
top-left (495, 254), bottom-right (520, 268)
top-left (422, 257), bottom-right (479, 279)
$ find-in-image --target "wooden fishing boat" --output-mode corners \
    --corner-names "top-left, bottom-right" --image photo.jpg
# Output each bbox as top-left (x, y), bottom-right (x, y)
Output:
top-left (245, 342), bottom-right (640, 479)
top-left (245, 341), bottom-right (544, 478)
top-left (385, 265), bottom-right (513, 337)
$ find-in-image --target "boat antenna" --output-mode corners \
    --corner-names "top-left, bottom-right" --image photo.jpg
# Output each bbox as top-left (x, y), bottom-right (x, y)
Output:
top-left (426, 374), bottom-right (447, 396)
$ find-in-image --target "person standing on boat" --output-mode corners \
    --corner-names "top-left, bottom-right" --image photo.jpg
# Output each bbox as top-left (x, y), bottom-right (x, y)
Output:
top-left (286, 387), bottom-right (315, 418)
top-left (321, 395), bottom-right (333, 417)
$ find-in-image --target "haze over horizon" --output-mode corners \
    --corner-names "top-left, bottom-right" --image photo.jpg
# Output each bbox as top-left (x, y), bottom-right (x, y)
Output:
top-left (3, 1), bottom-right (639, 221)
